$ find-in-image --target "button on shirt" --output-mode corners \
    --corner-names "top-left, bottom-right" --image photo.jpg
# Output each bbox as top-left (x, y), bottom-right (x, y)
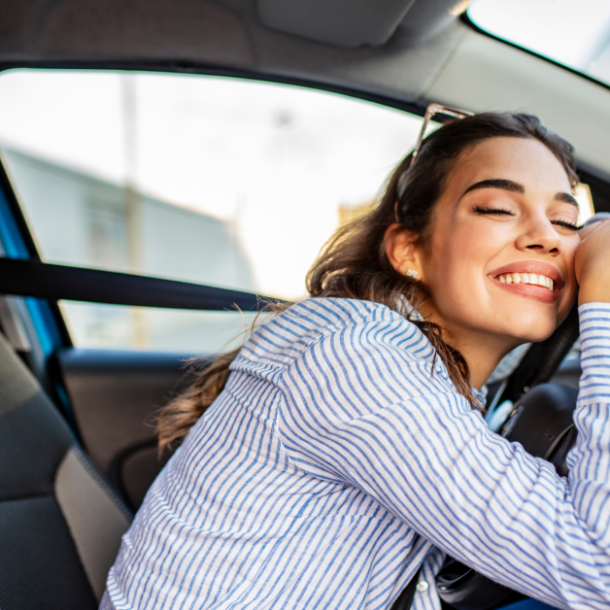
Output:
top-left (102, 298), bottom-right (610, 610)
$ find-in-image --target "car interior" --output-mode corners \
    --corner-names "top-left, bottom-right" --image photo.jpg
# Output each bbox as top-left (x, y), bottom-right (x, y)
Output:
top-left (0, 0), bottom-right (609, 608)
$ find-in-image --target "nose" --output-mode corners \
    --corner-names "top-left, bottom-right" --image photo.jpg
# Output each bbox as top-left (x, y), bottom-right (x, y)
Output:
top-left (515, 215), bottom-right (561, 255)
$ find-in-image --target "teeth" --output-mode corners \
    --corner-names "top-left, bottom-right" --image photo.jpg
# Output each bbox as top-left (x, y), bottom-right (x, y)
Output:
top-left (495, 272), bottom-right (554, 291)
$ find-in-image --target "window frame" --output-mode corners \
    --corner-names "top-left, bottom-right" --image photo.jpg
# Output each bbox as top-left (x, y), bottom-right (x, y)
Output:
top-left (461, 10), bottom-right (610, 96)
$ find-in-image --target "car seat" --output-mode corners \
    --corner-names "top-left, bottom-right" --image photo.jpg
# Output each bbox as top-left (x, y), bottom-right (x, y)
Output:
top-left (0, 330), bottom-right (131, 609)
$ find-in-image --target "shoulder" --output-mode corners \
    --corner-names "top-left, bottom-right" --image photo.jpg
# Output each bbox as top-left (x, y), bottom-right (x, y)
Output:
top-left (234, 297), bottom-right (439, 375)
top-left (277, 299), bottom-right (457, 417)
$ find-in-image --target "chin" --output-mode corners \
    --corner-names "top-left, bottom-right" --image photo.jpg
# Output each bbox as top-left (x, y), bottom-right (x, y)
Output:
top-left (482, 305), bottom-right (558, 345)
top-left (503, 318), bottom-right (557, 344)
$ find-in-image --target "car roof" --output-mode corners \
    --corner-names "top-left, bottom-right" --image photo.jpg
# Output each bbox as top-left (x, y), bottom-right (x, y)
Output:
top-left (2, 0), bottom-right (610, 184)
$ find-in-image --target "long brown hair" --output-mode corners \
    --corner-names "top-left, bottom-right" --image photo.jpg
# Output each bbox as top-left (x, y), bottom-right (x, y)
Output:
top-left (158, 112), bottom-right (578, 450)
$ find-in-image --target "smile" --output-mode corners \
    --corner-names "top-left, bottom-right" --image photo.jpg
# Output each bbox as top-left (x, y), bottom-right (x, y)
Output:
top-left (495, 273), bottom-right (554, 292)
top-left (488, 261), bottom-right (563, 304)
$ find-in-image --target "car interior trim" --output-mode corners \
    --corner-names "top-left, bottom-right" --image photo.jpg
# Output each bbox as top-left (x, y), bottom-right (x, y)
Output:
top-left (425, 28), bottom-right (610, 175)
top-left (55, 446), bottom-right (132, 601)
top-left (0, 60), bottom-right (432, 119)
top-left (257, 0), bottom-right (418, 48)
top-left (56, 348), bottom-right (193, 485)
top-left (0, 328), bottom-right (128, 609)
top-left (0, 157), bottom-right (72, 348)
top-left (0, 325), bottom-right (39, 416)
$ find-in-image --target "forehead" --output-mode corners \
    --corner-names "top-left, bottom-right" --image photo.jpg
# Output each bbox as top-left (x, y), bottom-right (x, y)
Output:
top-left (446, 137), bottom-right (572, 195)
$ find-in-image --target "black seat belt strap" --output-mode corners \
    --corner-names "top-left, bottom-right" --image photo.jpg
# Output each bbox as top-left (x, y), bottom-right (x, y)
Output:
top-left (390, 569), bottom-right (420, 610)
top-left (0, 257), bottom-right (275, 311)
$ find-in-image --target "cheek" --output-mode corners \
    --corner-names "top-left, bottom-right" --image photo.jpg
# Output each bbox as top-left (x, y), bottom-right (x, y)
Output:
top-left (426, 222), bottom-right (494, 289)
top-left (557, 236), bottom-right (580, 315)
top-left (422, 224), bottom-right (577, 336)
top-left (421, 224), bottom-right (496, 323)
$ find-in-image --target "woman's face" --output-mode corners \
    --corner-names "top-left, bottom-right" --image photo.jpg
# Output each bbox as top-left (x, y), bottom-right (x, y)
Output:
top-left (413, 136), bottom-right (580, 351)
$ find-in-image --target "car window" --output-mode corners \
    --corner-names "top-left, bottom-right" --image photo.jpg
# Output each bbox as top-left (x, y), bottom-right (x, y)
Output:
top-left (0, 69), bottom-right (429, 352)
top-left (468, 0), bottom-right (610, 87)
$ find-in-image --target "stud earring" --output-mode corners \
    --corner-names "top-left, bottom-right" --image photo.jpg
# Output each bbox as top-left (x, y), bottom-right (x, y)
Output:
top-left (406, 269), bottom-right (419, 280)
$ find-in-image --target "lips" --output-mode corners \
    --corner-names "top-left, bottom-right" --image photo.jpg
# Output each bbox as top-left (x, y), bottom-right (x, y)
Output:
top-left (488, 261), bottom-right (563, 290)
top-left (487, 261), bottom-right (563, 304)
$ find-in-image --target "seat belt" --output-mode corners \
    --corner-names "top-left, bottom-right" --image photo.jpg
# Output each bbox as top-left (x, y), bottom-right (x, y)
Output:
top-left (0, 257), bottom-right (272, 311)
top-left (390, 569), bottom-right (420, 610)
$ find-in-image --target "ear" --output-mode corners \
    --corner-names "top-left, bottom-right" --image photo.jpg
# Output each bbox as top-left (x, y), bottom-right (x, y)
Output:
top-left (384, 223), bottom-right (422, 278)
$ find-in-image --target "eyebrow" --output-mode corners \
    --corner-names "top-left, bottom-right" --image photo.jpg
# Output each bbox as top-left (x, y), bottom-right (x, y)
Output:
top-left (463, 178), bottom-right (579, 209)
top-left (464, 179), bottom-right (524, 195)
top-left (554, 191), bottom-right (579, 208)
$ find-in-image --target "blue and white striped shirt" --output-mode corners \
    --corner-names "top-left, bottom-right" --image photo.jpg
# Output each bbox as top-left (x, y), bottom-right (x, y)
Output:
top-left (102, 298), bottom-right (610, 610)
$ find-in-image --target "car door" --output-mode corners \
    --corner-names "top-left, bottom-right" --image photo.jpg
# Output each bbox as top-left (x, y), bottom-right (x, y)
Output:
top-left (0, 67), bottom-right (432, 510)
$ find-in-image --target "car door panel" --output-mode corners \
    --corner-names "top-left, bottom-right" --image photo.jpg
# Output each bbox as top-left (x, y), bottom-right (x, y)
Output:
top-left (57, 349), bottom-right (194, 509)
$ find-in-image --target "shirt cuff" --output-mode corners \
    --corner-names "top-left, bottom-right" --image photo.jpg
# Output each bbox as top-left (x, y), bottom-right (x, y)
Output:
top-left (578, 303), bottom-right (610, 403)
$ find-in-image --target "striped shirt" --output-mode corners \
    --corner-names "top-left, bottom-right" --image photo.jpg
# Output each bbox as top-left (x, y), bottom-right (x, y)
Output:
top-left (101, 298), bottom-right (610, 610)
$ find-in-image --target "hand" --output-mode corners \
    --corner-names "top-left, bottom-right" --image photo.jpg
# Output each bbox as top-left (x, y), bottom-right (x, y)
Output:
top-left (576, 214), bottom-right (610, 305)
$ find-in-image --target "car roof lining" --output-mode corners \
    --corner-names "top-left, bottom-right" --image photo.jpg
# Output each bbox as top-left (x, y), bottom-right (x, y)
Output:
top-left (256, 0), bottom-right (466, 48)
top-left (0, 0), bottom-right (468, 53)
top-left (0, 0), bottom-right (467, 96)
top-left (257, 0), bottom-right (419, 48)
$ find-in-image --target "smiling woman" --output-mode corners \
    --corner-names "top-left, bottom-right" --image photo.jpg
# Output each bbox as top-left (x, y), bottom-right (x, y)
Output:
top-left (386, 135), bottom-right (581, 389)
top-left (102, 113), bottom-right (610, 610)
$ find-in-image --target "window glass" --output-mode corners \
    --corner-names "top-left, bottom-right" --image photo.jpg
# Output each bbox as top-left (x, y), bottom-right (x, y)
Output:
top-left (0, 69), bottom-right (427, 351)
top-left (468, 0), bottom-right (610, 87)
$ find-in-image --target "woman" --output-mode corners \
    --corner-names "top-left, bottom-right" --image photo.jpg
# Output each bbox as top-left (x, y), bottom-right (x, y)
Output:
top-left (102, 112), bottom-right (610, 610)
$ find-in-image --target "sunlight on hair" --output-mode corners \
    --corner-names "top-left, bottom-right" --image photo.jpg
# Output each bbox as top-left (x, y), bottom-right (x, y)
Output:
top-left (337, 201), bottom-right (376, 228)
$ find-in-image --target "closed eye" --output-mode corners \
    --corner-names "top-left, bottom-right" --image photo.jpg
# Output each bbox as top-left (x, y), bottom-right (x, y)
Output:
top-left (473, 205), bottom-right (581, 230)
top-left (552, 219), bottom-right (581, 231)
top-left (472, 204), bottom-right (514, 216)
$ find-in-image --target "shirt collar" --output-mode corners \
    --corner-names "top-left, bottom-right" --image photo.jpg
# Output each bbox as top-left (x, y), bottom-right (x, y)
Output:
top-left (396, 294), bottom-right (424, 321)
top-left (473, 385), bottom-right (488, 405)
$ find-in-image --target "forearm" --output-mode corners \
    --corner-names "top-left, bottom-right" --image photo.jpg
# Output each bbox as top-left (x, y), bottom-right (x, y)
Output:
top-left (567, 304), bottom-right (610, 544)
top-left (280, 317), bottom-right (610, 609)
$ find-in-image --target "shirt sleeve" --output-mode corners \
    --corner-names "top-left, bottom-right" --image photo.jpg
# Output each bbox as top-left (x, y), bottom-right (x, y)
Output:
top-left (276, 304), bottom-right (610, 610)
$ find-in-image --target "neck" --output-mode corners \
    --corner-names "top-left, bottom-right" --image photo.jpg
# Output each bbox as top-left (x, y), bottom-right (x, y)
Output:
top-left (449, 330), bottom-right (517, 390)
top-left (415, 301), bottom-right (522, 390)
top-left (416, 305), bottom-right (518, 390)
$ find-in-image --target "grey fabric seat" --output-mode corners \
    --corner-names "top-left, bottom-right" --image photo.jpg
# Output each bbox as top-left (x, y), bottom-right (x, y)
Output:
top-left (0, 331), bottom-right (132, 609)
